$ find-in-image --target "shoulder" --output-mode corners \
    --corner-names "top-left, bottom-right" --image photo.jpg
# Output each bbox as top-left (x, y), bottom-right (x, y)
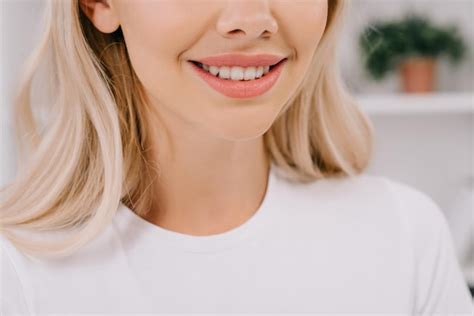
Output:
top-left (314, 174), bottom-right (473, 311)
top-left (279, 172), bottom-right (401, 213)
top-left (350, 173), bottom-right (450, 238)
top-left (281, 172), bottom-right (449, 235)
top-left (378, 175), bottom-right (451, 243)
top-left (282, 172), bottom-right (395, 199)
top-left (313, 173), bottom-right (444, 218)
top-left (376, 178), bottom-right (473, 312)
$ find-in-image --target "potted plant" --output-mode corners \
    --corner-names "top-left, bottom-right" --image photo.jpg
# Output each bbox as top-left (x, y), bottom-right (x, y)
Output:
top-left (359, 14), bottom-right (467, 93)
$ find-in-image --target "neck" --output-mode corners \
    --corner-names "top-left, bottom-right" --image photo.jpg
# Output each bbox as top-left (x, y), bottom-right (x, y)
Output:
top-left (138, 105), bottom-right (271, 236)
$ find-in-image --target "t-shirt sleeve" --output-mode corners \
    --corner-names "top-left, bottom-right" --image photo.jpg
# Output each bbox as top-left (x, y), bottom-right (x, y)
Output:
top-left (386, 178), bottom-right (473, 315)
top-left (0, 237), bottom-right (31, 315)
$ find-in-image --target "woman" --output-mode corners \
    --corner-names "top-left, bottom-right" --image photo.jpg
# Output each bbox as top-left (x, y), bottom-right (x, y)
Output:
top-left (1, 0), bottom-right (472, 314)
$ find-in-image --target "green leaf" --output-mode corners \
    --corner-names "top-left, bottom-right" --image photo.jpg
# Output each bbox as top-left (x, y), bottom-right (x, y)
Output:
top-left (358, 14), bottom-right (468, 81)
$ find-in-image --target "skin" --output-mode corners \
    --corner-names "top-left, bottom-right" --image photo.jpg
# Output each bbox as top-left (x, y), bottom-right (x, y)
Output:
top-left (80, 0), bottom-right (328, 236)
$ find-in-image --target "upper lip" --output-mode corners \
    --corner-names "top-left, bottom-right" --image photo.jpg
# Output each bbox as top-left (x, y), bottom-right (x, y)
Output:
top-left (190, 53), bottom-right (287, 67)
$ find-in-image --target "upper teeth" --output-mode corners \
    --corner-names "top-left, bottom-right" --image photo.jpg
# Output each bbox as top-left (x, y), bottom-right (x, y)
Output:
top-left (200, 64), bottom-right (271, 80)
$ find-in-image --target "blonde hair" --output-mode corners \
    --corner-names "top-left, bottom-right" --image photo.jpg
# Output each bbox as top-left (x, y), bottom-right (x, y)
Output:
top-left (0, 0), bottom-right (373, 259)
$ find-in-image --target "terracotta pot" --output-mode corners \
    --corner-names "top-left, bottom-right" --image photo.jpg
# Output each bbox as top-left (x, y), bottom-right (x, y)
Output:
top-left (399, 57), bottom-right (436, 93)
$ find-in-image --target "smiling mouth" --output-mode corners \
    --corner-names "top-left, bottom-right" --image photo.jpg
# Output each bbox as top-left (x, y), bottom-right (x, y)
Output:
top-left (190, 59), bottom-right (285, 71)
top-left (188, 57), bottom-right (287, 99)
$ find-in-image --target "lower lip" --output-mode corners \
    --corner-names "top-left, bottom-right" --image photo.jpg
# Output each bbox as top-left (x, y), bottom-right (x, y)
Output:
top-left (189, 59), bottom-right (287, 99)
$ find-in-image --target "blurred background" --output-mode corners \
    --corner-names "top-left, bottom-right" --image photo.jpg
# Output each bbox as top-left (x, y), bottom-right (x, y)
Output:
top-left (1, 0), bottom-right (473, 300)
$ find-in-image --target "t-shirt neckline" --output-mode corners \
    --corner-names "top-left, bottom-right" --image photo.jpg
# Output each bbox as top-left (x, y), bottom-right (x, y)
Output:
top-left (116, 164), bottom-right (278, 253)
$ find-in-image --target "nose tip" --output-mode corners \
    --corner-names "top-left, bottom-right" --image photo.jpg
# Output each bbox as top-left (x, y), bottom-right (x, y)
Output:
top-left (216, 2), bottom-right (278, 40)
top-left (225, 25), bottom-right (275, 40)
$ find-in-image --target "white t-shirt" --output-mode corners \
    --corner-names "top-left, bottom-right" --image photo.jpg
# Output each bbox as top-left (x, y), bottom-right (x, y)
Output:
top-left (1, 166), bottom-right (472, 315)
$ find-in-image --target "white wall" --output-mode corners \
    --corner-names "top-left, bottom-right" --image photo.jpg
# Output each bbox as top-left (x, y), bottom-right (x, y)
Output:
top-left (1, 0), bottom-right (45, 186)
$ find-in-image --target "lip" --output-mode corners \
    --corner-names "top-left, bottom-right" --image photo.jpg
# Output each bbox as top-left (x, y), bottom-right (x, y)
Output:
top-left (188, 58), bottom-right (287, 99)
top-left (190, 53), bottom-right (287, 67)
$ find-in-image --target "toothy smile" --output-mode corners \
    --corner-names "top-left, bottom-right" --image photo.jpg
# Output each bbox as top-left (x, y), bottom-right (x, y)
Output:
top-left (189, 61), bottom-right (281, 81)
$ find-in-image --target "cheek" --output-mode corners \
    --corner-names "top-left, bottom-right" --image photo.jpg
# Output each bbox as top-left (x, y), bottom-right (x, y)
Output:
top-left (277, 1), bottom-right (328, 57)
top-left (121, 0), bottom-right (191, 66)
top-left (118, 1), bottom-right (205, 89)
top-left (276, 1), bottom-right (328, 80)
